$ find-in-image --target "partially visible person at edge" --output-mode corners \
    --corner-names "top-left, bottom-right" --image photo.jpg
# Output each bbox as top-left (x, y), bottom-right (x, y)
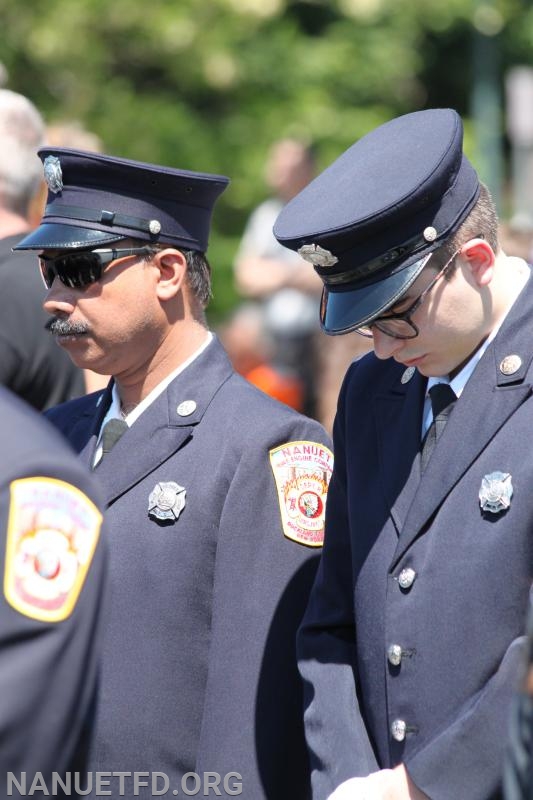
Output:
top-left (273, 108), bottom-right (533, 800)
top-left (0, 384), bottom-right (107, 798)
top-left (14, 147), bottom-right (333, 799)
top-left (0, 89), bottom-right (84, 409)
top-left (503, 597), bottom-right (533, 800)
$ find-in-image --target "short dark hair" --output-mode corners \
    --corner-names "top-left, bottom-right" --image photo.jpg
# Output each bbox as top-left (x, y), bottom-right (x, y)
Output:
top-left (183, 249), bottom-right (212, 308)
top-left (430, 182), bottom-right (499, 273)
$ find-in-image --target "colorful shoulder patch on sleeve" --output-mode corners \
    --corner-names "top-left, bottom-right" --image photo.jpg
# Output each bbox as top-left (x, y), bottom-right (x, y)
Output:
top-left (4, 477), bottom-right (102, 623)
top-left (269, 440), bottom-right (333, 547)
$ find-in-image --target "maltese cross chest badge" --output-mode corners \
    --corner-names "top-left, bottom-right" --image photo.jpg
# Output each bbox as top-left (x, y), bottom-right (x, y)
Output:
top-left (148, 482), bottom-right (186, 523)
top-left (479, 471), bottom-right (513, 515)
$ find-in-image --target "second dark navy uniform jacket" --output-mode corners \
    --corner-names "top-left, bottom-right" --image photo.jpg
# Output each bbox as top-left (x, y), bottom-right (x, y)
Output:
top-left (0, 386), bottom-right (107, 797)
top-left (47, 337), bottom-right (332, 800)
top-left (297, 274), bottom-right (533, 800)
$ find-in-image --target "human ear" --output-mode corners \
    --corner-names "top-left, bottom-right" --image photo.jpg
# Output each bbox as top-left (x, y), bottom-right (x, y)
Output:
top-left (153, 249), bottom-right (187, 300)
top-left (460, 238), bottom-right (495, 287)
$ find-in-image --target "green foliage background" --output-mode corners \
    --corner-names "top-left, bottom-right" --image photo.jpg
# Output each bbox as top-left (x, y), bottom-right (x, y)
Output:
top-left (1, 0), bottom-right (532, 322)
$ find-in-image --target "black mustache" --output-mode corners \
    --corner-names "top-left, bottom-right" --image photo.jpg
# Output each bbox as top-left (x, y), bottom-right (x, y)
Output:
top-left (46, 317), bottom-right (89, 336)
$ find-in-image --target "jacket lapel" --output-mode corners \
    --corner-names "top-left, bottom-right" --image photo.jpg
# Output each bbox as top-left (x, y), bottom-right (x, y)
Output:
top-left (390, 276), bottom-right (533, 569)
top-left (72, 389), bottom-right (111, 468)
top-left (374, 366), bottom-right (426, 535)
top-left (94, 338), bottom-right (234, 506)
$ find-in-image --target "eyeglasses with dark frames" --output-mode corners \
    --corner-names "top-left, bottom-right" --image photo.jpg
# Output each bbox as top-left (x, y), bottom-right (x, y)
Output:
top-left (355, 247), bottom-right (462, 340)
top-left (39, 247), bottom-right (155, 290)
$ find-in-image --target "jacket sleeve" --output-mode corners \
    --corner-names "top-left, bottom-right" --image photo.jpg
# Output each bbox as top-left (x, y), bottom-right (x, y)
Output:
top-left (0, 461), bottom-right (108, 785)
top-left (296, 388), bottom-right (379, 800)
top-left (194, 417), bottom-right (331, 800)
top-left (404, 632), bottom-right (526, 800)
top-left (501, 596), bottom-right (533, 800)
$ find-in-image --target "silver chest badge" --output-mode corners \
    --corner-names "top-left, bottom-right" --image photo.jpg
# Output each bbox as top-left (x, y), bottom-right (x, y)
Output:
top-left (401, 366), bottom-right (415, 384)
top-left (43, 156), bottom-right (63, 194)
top-left (148, 481), bottom-right (186, 522)
top-left (479, 471), bottom-right (513, 515)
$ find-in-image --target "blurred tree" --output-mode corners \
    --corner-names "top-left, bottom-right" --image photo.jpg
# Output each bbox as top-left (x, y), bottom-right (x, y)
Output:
top-left (0, 0), bottom-right (531, 321)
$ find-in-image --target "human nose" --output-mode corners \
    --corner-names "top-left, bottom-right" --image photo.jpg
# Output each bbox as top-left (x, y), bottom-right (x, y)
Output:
top-left (372, 327), bottom-right (405, 360)
top-left (42, 278), bottom-right (77, 317)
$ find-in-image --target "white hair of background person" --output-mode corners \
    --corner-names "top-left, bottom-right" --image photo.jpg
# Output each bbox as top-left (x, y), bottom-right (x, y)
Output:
top-left (0, 89), bottom-right (45, 216)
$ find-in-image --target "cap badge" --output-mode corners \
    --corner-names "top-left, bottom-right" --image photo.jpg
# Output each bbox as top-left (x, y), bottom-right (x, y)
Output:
top-left (149, 219), bottom-right (161, 235)
top-left (43, 156), bottom-right (63, 194)
top-left (423, 226), bottom-right (438, 242)
top-left (499, 354), bottom-right (522, 376)
top-left (297, 243), bottom-right (339, 268)
top-left (401, 367), bottom-right (415, 384)
top-left (479, 471), bottom-right (513, 515)
top-left (148, 481), bottom-right (186, 523)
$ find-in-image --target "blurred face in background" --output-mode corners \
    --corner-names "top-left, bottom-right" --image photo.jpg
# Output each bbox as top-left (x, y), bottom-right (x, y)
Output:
top-left (265, 139), bottom-right (315, 202)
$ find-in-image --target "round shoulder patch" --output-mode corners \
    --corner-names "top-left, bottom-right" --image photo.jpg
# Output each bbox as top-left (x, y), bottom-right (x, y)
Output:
top-left (4, 477), bottom-right (102, 623)
top-left (269, 440), bottom-right (333, 547)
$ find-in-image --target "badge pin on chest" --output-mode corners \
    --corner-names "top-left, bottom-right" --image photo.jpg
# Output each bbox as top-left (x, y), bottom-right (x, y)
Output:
top-left (401, 366), bottom-right (415, 384)
top-left (148, 481), bottom-right (186, 522)
top-left (479, 471), bottom-right (513, 515)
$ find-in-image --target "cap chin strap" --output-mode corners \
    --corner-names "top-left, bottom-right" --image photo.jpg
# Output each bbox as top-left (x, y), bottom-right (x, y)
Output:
top-left (43, 203), bottom-right (194, 246)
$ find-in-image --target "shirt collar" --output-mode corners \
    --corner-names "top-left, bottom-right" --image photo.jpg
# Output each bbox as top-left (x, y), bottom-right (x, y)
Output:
top-left (93, 331), bottom-right (213, 466)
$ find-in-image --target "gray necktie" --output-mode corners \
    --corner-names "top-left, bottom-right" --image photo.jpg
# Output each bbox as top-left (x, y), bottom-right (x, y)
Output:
top-left (99, 418), bottom-right (128, 460)
top-left (421, 383), bottom-right (457, 471)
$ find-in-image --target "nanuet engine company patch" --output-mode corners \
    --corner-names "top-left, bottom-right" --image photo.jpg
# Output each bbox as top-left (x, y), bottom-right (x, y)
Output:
top-left (4, 477), bottom-right (102, 623)
top-left (269, 440), bottom-right (333, 547)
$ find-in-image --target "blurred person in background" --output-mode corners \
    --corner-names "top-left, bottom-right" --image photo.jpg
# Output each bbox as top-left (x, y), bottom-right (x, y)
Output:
top-left (234, 138), bottom-right (324, 416)
top-left (499, 219), bottom-right (533, 264)
top-left (219, 301), bottom-right (305, 411)
top-left (0, 89), bottom-right (84, 409)
top-left (28, 120), bottom-right (104, 230)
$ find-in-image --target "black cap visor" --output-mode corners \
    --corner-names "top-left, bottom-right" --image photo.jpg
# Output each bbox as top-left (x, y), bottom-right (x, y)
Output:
top-left (13, 223), bottom-right (126, 251)
top-left (320, 252), bottom-right (432, 335)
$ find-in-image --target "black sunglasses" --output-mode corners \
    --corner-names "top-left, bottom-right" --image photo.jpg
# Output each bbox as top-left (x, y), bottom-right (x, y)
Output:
top-left (39, 247), bottom-right (154, 290)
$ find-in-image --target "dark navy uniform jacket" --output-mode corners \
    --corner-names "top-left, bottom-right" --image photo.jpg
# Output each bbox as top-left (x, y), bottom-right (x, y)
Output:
top-left (46, 337), bottom-right (332, 800)
top-left (297, 275), bottom-right (533, 800)
top-left (0, 386), bottom-right (107, 795)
